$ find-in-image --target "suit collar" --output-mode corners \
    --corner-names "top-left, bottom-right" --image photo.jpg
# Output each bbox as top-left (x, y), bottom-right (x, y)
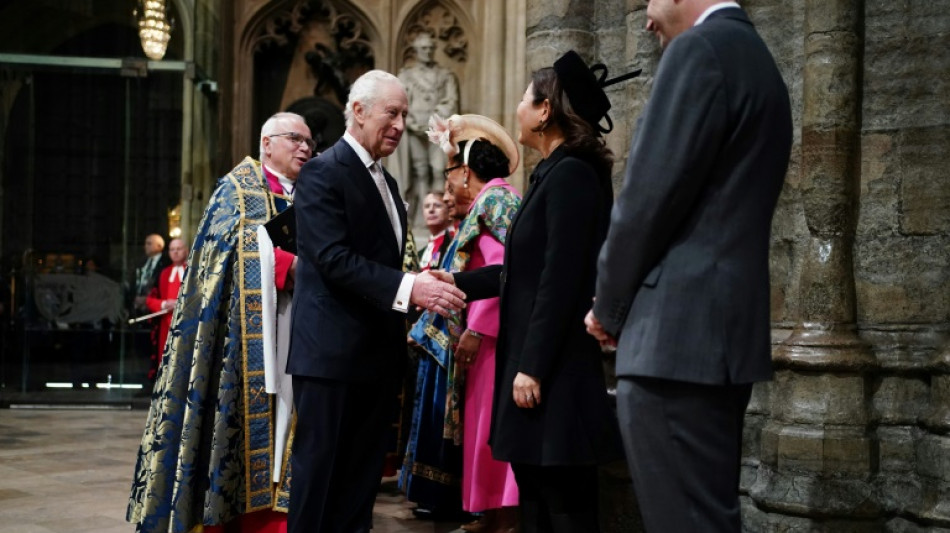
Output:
top-left (342, 130), bottom-right (377, 170)
top-left (700, 4), bottom-right (749, 26)
top-left (695, 2), bottom-right (741, 25)
top-left (328, 138), bottom-right (408, 254)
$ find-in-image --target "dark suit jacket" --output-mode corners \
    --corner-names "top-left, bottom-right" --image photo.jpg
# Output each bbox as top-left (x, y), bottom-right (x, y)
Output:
top-left (287, 138), bottom-right (409, 382)
top-left (458, 148), bottom-right (622, 466)
top-left (593, 8), bottom-right (793, 385)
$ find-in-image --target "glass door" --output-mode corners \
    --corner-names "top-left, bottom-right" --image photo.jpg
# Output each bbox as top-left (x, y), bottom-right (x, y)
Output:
top-left (0, 60), bottom-right (183, 406)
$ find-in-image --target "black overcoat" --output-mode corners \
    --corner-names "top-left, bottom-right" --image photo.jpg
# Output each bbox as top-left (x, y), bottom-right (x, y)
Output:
top-left (458, 147), bottom-right (622, 466)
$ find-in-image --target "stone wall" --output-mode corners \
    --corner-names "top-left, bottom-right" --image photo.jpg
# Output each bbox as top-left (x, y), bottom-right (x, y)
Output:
top-left (524, 0), bottom-right (950, 530)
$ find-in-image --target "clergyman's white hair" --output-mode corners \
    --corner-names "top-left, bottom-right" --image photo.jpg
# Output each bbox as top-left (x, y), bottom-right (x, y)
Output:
top-left (344, 70), bottom-right (404, 129)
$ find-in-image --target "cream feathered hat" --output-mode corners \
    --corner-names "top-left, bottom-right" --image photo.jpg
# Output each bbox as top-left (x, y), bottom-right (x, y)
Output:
top-left (426, 114), bottom-right (520, 176)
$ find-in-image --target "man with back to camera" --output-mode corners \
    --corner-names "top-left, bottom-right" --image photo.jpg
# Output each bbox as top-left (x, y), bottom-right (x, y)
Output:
top-left (287, 69), bottom-right (466, 533)
top-left (585, 1), bottom-right (793, 531)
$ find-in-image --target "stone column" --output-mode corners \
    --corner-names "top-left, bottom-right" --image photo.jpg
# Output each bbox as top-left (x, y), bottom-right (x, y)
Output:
top-left (751, 0), bottom-right (881, 527)
top-left (919, 340), bottom-right (950, 526)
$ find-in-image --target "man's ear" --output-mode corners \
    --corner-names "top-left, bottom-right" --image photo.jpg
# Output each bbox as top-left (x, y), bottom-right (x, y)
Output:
top-left (352, 100), bottom-right (366, 125)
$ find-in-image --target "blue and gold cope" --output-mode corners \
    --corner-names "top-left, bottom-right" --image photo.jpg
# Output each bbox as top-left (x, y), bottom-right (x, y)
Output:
top-left (127, 157), bottom-right (293, 533)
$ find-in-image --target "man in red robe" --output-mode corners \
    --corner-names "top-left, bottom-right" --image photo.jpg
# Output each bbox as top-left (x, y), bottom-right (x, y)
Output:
top-left (145, 237), bottom-right (187, 377)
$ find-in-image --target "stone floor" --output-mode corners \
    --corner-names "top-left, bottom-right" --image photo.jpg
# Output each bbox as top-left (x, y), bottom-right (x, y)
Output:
top-left (0, 407), bottom-right (463, 533)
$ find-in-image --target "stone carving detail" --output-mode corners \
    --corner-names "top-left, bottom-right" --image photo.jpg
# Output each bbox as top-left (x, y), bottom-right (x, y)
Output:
top-left (252, 0), bottom-right (375, 152)
top-left (396, 32), bottom-right (460, 227)
top-left (402, 3), bottom-right (467, 63)
top-left (391, 3), bottom-right (469, 226)
top-left (252, 0), bottom-right (317, 51)
top-left (252, 0), bottom-right (373, 66)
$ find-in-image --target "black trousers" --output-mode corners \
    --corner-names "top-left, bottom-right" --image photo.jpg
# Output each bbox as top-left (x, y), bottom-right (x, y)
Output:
top-left (617, 376), bottom-right (753, 533)
top-left (289, 375), bottom-right (400, 533)
top-left (510, 463), bottom-right (600, 533)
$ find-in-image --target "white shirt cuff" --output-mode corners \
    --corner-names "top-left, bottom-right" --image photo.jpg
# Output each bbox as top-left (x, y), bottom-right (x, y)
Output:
top-left (393, 272), bottom-right (416, 312)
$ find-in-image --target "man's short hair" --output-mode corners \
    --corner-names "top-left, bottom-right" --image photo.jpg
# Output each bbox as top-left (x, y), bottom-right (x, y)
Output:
top-left (259, 112), bottom-right (307, 158)
top-left (344, 70), bottom-right (403, 129)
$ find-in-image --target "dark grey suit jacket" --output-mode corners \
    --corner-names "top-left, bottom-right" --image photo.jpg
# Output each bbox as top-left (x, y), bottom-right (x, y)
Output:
top-left (593, 8), bottom-right (792, 385)
top-left (287, 138), bottom-right (409, 382)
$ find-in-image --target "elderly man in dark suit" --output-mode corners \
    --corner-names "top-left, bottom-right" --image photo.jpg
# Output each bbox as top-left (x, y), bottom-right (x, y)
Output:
top-left (287, 69), bottom-right (466, 533)
top-left (585, 1), bottom-right (793, 531)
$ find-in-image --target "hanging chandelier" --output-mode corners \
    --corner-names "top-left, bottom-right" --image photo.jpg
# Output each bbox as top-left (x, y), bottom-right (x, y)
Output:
top-left (135, 0), bottom-right (172, 60)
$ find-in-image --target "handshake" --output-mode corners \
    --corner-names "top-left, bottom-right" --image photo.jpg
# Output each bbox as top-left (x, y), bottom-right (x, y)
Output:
top-left (409, 270), bottom-right (464, 317)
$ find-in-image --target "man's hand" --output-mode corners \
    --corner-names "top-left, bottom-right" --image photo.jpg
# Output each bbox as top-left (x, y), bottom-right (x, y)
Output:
top-left (410, 271), bottom-right (466, 317)
top-left (584, 309), bottom-right (618, 352)
top-left (513, 372), bottom-right (541, 409)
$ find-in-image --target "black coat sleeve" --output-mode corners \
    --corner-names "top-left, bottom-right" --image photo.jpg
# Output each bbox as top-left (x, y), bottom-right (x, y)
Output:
top-left (453, 265), bottom-right (502, 302)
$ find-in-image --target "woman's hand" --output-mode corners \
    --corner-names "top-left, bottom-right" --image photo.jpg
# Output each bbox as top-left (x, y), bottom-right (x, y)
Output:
top-left (456, 329), bottom-right (482, 367)
top-left (513, 372), bottom-right (541, 408)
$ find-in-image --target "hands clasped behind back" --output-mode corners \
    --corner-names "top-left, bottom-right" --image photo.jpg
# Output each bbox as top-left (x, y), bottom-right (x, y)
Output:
top-left (411, 270), bottom-right (466, 317)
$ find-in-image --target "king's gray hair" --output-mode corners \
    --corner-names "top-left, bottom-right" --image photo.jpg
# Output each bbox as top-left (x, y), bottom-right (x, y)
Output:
top-left (344, 70), bottom-right (403, 129)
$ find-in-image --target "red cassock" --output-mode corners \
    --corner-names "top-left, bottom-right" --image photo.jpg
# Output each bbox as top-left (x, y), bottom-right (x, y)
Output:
top-left (145, 263), bottom-right (185, 375)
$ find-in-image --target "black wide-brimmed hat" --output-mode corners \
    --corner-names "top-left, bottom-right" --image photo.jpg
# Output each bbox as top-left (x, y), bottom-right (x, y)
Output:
top-left (553, 50), bottom-right (641, 134)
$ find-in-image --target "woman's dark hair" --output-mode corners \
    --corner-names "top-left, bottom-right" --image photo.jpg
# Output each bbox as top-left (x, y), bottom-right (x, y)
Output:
top-left (531, 67), bottom-right (614, 182)
top-left (450, 140), bottom-right (510, 182)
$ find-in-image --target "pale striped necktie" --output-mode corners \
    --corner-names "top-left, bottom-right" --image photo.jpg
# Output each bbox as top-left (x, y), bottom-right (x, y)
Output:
top-left (370, 162), bottom-right (400, 247)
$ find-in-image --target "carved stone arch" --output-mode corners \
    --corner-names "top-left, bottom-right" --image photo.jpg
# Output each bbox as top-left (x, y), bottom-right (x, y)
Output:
top-left (232, 0), bottom-right (381, 160)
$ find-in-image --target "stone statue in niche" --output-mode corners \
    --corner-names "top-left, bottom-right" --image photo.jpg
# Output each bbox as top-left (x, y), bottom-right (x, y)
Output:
top-left (396, 33), bottom-right (460, 227)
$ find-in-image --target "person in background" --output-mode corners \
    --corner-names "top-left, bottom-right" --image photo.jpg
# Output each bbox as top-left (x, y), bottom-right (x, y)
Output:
top-left (287, 70), bottom-right (465, 533)
top-left (585, 1), bottom-right (794, 531)
top-left (131, 233), bottom-right (168, 386)
top-left (132, 234), bottom-right (166, 315)
top-left (398, 195), bottom-right (462, 523)
top-left (128, 112), bottom-right (312, 533)
top-left (409, 114), bottom-right (522, 532)
top-left (443, 187), bottom-right (462, 228)
top-left (143, 238), bottom-right (187, 383)
top-left (419, 190), bottom-right (454, 272)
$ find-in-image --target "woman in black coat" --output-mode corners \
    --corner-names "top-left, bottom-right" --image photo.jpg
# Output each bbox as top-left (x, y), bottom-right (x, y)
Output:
top-left (449, 51), bottom-right (624, 533)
